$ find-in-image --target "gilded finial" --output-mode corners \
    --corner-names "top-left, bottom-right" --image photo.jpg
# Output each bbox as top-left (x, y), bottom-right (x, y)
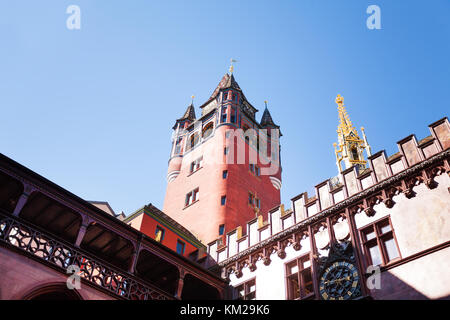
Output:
top-left (191, 95), bottom-right (195, 104)
top-left (335, 94), bottom-right (344, 106)
top-left (264, 100), bottom-right (268, 108)
top-left (229, 59), bottom-right (237, 74)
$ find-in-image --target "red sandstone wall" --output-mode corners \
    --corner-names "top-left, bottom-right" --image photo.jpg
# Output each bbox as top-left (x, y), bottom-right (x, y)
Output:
top-left (0, 247), bottom-right (114, 300)
top-left (163, 124), bottom-right (281, 244)
top-left (138, 213), bottom-right (199, 256)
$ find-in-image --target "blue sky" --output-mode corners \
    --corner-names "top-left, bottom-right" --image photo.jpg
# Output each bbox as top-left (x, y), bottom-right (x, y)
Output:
top-left (0, 1), bottom-right (449, 215)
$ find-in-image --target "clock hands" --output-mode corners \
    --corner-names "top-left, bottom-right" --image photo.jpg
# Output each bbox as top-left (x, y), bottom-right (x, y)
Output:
top-left (323, 276), bottom-right (352, 285)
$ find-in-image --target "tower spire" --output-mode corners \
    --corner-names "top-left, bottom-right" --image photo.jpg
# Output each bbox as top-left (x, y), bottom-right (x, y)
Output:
top-left (333, 94), bottom-right (369, 173)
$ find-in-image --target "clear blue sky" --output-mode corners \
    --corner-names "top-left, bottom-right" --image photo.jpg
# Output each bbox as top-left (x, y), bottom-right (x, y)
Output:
top-left (0, 1), bottom-right (449, 215)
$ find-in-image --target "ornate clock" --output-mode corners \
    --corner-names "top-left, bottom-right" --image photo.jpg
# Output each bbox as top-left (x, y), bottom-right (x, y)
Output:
top-left (319, 260), bottom-right (360, 300)
top-left (317, 241), bottom-right (362, 300)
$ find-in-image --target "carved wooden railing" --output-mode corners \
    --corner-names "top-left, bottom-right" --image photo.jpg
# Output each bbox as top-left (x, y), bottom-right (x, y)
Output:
top-left (0, 210), bottom-right (173, 300)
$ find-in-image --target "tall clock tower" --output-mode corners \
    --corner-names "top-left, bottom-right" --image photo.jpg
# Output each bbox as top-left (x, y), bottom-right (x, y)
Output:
top-left (162, 68), bottom-right (282, 245)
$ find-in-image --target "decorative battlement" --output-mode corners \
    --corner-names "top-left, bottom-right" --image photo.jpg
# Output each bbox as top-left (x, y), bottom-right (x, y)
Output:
top-left (207, 117), bottom-right (450, 263)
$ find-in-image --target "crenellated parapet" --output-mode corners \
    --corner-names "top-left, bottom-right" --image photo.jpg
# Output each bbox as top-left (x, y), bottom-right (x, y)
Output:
top-left (207, 117), bottom-right (450, 272)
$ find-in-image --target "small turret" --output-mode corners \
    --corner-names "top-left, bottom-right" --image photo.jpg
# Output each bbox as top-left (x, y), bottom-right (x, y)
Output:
top-left (167, 99), bottom-right (197, 182)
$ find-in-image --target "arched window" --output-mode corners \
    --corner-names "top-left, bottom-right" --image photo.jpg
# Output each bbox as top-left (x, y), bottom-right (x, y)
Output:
top-left (202, 123), bottom-right (214, 139)
top-left (188, 133), bottom-right (199, 150)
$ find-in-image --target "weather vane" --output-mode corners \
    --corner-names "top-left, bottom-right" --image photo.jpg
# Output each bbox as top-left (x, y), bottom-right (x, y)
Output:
top-left (229, 59), bottom-right (237, 74)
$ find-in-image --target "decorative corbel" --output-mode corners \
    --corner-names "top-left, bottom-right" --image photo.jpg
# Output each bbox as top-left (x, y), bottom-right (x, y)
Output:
top-left (276, 241), bottom-right (286, 259)
top-left (262, 247), bottom-right (272, 266)
top-left (401, 178), bottom-right (416, 198)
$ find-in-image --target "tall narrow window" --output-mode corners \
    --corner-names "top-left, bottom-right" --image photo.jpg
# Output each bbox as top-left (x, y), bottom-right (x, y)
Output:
top-left (185, 188), bottom-right (199, 207)
top-left (221, 195), bottom-right (226, 206)
top-left (248, 192), bottom-right (254, 205)
top-left (222, 170), bottom-right (228, 179)
top-left (221, 107), bottom-right (228, 123)
top-left (230, 107), bottom-right (236, 123)
top-left (236, 279), bottom-right (256, 300)
top-left (189, 133), bottom-right (199, 149)
top-left (286, 254), bottom-right (314, 300)
top-left (176, 240), bottom-right (186, 255)
top-left (174, 137), bottom-right (182, 154)
top-left (155, 226), bottom-right (165, 242)
top-left (351, 147), bottom-right (359, 160)
top-left (360, 217), bottom-right (400, 266)
top-left (219, 224), bottom-right (225, 236)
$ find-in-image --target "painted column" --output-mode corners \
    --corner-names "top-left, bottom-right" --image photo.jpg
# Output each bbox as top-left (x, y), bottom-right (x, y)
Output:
top-left (308, 225), bottom-right (320, 299)
top-left (175, 269), bottom-right (186, 299)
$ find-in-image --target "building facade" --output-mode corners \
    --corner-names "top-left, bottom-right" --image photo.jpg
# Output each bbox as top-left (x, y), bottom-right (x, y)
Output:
top-left (208, 113), bottom-right (450, 300)
top-left (163, 71), bottom-right (282, 245)
top-left (0, 69), bottom-right (449, 301)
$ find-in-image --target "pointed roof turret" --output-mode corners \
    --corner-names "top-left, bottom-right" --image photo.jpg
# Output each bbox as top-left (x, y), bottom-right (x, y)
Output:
top-left (178, 102), bottom-right (196, 122)
top-left (260, 101), bottom-right (279, 128)
top-left (173, 98), bottom-right (196, 129)
top-left (207, 73), bottom-right (242, 102)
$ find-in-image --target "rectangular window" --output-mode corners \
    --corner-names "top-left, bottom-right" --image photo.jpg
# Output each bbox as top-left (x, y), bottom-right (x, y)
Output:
top-left (185, 188), bottom-right (199, 207)
top-left (236, 278), bottom-right (256, 300)
top-left (255, 166), bottom-right (260, 176)
top-left (249, 164), bottom-right (254, 173)
top-left (155, 226), bottom-right (165, 242)
top-left (360, 217), bottom-right (400, 267)
top-left (223, 170), bottom-right (228, 179)
top-left (286, 254), bottom-right (314, 300)
top-left (248, 192), bottom-right (254, 205)
top-left (230, 107), bottom-right (236, 123)
top-left (221, 195), bottom-right (226, 206)
top-left (190, 157), bottom-right (203, 173)
top-left (174, 138), bottom-right (182, 154)
top-left (221, 107), bottom-right (227, 123)
top-left (224, 147), bottom-right (229, 155)
top-left (176, 240), bottom-right (186, 255)
top-left (255, 198), bottom-right (261, 209)
top-left (219, 224), bottom-right (225, 236)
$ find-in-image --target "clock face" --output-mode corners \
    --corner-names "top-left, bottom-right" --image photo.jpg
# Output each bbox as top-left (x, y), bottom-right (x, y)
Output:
top-left (319, 261), bottom-right (360, 300)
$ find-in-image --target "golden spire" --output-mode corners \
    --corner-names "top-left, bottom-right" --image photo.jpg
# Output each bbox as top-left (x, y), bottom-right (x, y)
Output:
top-left (336, 94), bottom-right (356, 136)
top-left (333, 94), bottom-right (368, 173)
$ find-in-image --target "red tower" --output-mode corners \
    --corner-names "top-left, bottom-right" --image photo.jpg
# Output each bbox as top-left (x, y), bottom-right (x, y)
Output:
top-left (163, 71), bottom-right (282, 245)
